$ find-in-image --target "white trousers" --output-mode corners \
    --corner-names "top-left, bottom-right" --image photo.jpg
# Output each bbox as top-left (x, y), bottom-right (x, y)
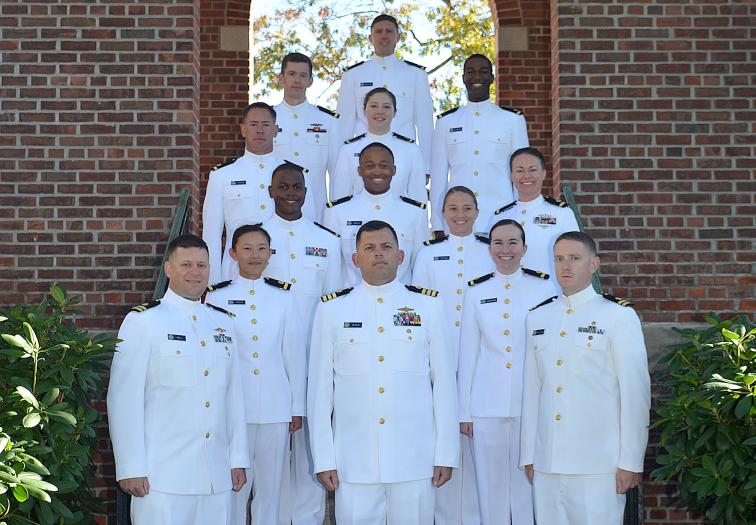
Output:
top-left (532, 471), bottom-right (625, 525)
top-left (435, 434), bottom-right (481, 525)
top-left (278, 421), bottom-right (326, 525)
top-left (231, 422), bottom-right (289, 525)
top-left (336, 478), bottom-right (435, 525)
top-left (471, 417), bottom-right (533, 525)
top-left (131, 489), bottom-right (231, 525)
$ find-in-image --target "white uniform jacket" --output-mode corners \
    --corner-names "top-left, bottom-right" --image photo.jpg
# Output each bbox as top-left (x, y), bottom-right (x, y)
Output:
top-left (307, 279), bottom-right (460, 483)
top-left (202, 150), bottom-right (317, 283)
top-left (322, 191), bottom-right (429, 287)
top-left (411, 233), bottom-right (494, 356)
top-left (274, 101), bottom-right (340, 220)
top-left (493, 195), bottom-right (580, 278)
top-left (329, 131), bottom-right (426, 204)
top-left (430, 100), bottom-right (529, 233)
top-left (457, 270), bottom-right (556, 422)
top-left (520, 285), bottom-right (651, 474)
top-left (107, 289), bottom-right (249, 494)
top-left (206, 276), bottom-right (306, 423)
top-left (336, 54), bottom-right (434, 172)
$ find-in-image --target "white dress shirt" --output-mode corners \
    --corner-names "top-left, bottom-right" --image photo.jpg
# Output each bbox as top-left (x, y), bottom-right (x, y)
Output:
top-left (107, 288), bottom-right (249, 494)
top-left (322, 191), bottom-right (429, 287)
top-left (430, 100), bottom-right (529, 233)
top-left (274, 100), bottom-right (340, 220)
top-left (520, 285), bottom-right (651, 474)
top-left (307, 279), bottom-right (459, 483)
top-left (329, 131), bottom-right (427, 203)
top-left (336, 54), bottom-right (434, 172)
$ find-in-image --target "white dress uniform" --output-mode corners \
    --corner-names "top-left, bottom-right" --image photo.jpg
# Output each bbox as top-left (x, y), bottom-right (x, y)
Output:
top-left (202, 150), bottom-right (316, 283)
top-left (520, 285), bottom-right (651, 525)
top-left (329, 131), bottom-right (427, 203)
top-left (307, 279), bottom-right (460, 524)
top-left (107, 289), bottom-right (249, 525)
top-left (430, 100), bottom-right (529, 234)
top-left (336, 54), bottom-right (434, 172)
top-left (273, 101), bottom-right (340, 221)
top-left (412, 233), bottom-right (493, 525)
top-left (261, 213), bottom-right (341, 525)
top-left (492, 196), bottom-right (579, 278)
top-left (458, 270), bottom-right (556, 525)
top-left (322, 192), bottom-right (429, 287)
top-left (206, 276), bottom-right (307, 525)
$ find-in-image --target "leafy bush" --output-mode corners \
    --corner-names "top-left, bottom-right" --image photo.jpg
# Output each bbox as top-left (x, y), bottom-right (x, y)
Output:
top-left (0, 285), bottom-right (118, 524)
top-left (652, 313), bottom-right (755, 525)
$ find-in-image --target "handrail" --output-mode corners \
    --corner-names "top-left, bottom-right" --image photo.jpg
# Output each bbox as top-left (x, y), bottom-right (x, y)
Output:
top-left (562, 184), bottom-right (603, 294)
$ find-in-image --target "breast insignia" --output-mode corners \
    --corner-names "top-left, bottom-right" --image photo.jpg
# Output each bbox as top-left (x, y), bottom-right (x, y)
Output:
top-left (130, 300), bottom-right (160, 313)
top-left (206, 280), bottom-right (232, 292)
top-left (264, 277), bottom-right (293, 290)
top-left (345, 133), bottom-right (367, 145)
top-left (544, 196), bottom-right (569, 208)
top-left (423, 235), bottom-right (448, 246)
top-left (602, 293), bottom-right (634, 307)
top-left (468, 273), bottom-right (494, 287)
top-left (405, 285), bottom-right (439, 297)
top-left (321, 287), bottom-right (354, 302)
top-left (400, 195), bottom-right (427, 209)
top-left (205, 303), bottom-right (236, 317)
top-left (522, 267), bottom-right (550, 280)
top-left (326, 195), bottom-right (353, 208)
top-left (314, 222), bottom-right (340, 237)
top-left (530, 296), bottom-right (558, 311)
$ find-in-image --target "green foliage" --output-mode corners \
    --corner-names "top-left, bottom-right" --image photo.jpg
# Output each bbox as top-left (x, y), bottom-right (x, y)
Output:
top-left (652, 313), bottom-right (755, 525)
top-left (252, 0), bottom-right (494, 110)
top-left (0, 285), bottom-right (118, 524)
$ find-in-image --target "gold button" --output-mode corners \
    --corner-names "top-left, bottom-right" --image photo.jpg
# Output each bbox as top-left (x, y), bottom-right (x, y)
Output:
top-left (504, 283), bottom-right (511, 289)
top-left (474, 191), bottom-right (479, 196)
top-left (258, 163), bottom-right (264, 169)
top-left (249, 290), bottom-right (255, 295)
top-left (588, 335), bottom-right (594, 340)
top-left (203, 370), bottom-right (209, 376)
top-left (406, 328), bottom-right (411, 333)
top-left (475, 111), bottom-right (480, 116)
top-left (252, 335), bottom-right (259, 341)
top-left (290, 253), bottom-right (296, 259)
top-left (260, 204), bottom-right (266, 210)
top-left (379, 418), bottom-right (385, 424)
top-left (383, 66), bottom-right (387, 70)
top-left (237, 193), bottom-right (241, 197)
top-left (294, 131), bottom-right (299, 137)
top-left (175, 350), bottom-right (181, 355)
top-left (293, 114), bottom-right (298, 119)
top-left (291, 278), bottom-right (297, 283)
top-left (456, 305), bottom-right (462, 311)
top-left (506, 363), bottom-right (512, 369)
top-left (556, 359), bottom-right (563, 366)
top-left (474, 130), bottom-right (479, 135)
top-left (377, 297), bottom-right (383, 303)
top-left (503, 313), bottom-right (509, 319)
top-left (456, 288), bottom-right (462, 295)
top-left (200, 340), bottom-right (206, 347)
top-left (457, 259), bottom-right (463, 265)
top-left (253, 352), bottom-right (259, 358)
top-left (192, 315), bottom-right (197, 321)
top-left (253, 369), bottom-right (260, 375)
top-left (349, 338), bottom-right (355, 343)
top-left (375, 204), bottom-right (381, 210)
top-left (560, 331), bottom-right (566, 337)
top-left (457, 246), bottom-right (463, 252)
top-left (455, 321), bottom-right (461, 327)
top-left (378, 326), bottom-right (384, 333)
top-left (474, 150), bottom-right (479, 155)
top-left (457, 272), bottom-right (463, 278)
top-left (521, 209), bottom-right (527, 215)
top-left (294, 151), bottom-right (300, 157)
top-left (205, 401), bottom-right (210, 407)
top-left (378, 387), bottom-right (384, 393)
top-left (378, 355), bottom-right (384, 362)
top-left (506, 346), bottom-right (512, 352)
top-left (205, 432), bottom-right (211, 438)
top-left (555, 414), bottom-right (561, 421)
top-left (566, 308), bottom-right (573, 314)
top-left (473, 171), bottom-right (479, 176)
top-left (408, 336), bottom-right (412, 341)
top-left (250, 304), bottom-right (256, 310)
top-left (504, 329), bottom-right (510, 335)
top-left (259, 183), bottom-right (265, 189)
top-left (288, 231), bottom-right (294, 236)
top-left (251, 319), bottom-right (257, 324)
top-left (504, 298), bottom-right (510, 304)
top-left (556, 386), bottom-right (563, 393)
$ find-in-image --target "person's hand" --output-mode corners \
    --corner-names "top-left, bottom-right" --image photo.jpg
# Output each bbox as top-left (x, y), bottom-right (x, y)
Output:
top-left (289, 416), bottom-right (303, 433)
top-left (433, 230), bottom-right (446, 240)
top-left (525, 464), bottom-right (534, 485)
top-left (616, 468), bottom-right (641, 494)
top-left (119, 477), bottom-right (150, 497)
top-left (432, 466), bottom-right (452, 487)
top-left (317, 469), bottom-right (340, 491)
top-left (459, 422), bottom-right (473, 437)
top-left (231, 468), bottom-right (247, 492)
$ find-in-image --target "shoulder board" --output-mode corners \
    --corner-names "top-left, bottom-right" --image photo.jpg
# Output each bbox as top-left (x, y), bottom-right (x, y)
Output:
top-left (499, 105), bottom-right (524, 116)
top-left (283, 160), bottom-right (309, 173)
top-left (530, 296), bottom-right (558, 311)
top-left (392, 132), bottom-right (415, 143)
top-left (522, 267), bottom-right (550, 280)
top-left (205, 302), bottom-right (235, 317)
top-left (206, 280), bottom-right (232, 292)
top-left (602, 293), bottom-right (634, 307)
top-left (317, 105), bottom-right (339, 118)
top-left (405, 284), bottom-right (438, 297)
top-left (321, 287), bottom-right (353, 302)
top-left (344, 133), bottom-right (367, 145)
top-left (474, 234), bottom-right (490, 245)
top-left (436, 107), bottom-right (459, 119)
top-left (264, 277), bottom-right (292, 290)
top-left (344, 61), bottom-right (365, 72)
top-left (468, 273), bottom-right (494, 287)
top-left (326, 195), bottom-right (353, 208)
top-left (130, 299), bottom-right (160, 313)
top-left (403, 60), bottom-right (426, 70)
top-left (400, 195), bottom-right (426, 209)
top-left (423, 235), bottom-right (448, 246)
top-left (211, 158), bottom-right (237, 172)
top-left (544, 196), bottom-right (569, 208)
top-left (494, 200), bottom-right (518, 215)
top-left (314, 222), bottom-right (340, 237)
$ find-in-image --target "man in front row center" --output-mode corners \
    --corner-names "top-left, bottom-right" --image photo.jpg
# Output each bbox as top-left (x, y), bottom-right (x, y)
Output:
top-left (521, 231), bottom-right (651, 525)
top-left (307, 220), bottom-right (459, 524)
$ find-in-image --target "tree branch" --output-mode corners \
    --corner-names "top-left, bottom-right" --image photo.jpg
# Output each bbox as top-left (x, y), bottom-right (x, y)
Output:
top-left (427, 54), bottom-right (454, 75)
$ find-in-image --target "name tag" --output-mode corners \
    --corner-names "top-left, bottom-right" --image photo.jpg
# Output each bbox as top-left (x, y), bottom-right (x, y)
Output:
top-left (433, 256), bottom-right (450, 261)
top-left (360, 82), bottom-right (373, 87)
top-left (231, 180), bottom-right (246, 185)
top-left (271, 248), bottom-right (276, 254)
top-left (450, 127), bottom-right (463, 132)
top-left (480, 298), bottom-right (497, 304)
top-left (344, 322), bottom-right (362, 328)
top-left (354, 152), bottom-right (360, 158)
top-left (532, 329), bottom-right (545, 336)
top-left (347, 220), bottom-right (362, 226)
top-left (228, 300), bottom-right (245, 305)
top-left (167, 334), bottom-right (186, 341)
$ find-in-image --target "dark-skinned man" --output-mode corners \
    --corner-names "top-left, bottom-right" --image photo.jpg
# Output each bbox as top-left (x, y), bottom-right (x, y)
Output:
top-left (307, 220), bottom-right (459, 524)
top-left (430, 54), bottom-right (529, 236)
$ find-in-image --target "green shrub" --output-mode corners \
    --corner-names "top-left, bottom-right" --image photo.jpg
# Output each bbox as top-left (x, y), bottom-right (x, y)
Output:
top-left (652, 313), bottom-right (755, 525)
top-left (0, 285), bottom-right (118, 524)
